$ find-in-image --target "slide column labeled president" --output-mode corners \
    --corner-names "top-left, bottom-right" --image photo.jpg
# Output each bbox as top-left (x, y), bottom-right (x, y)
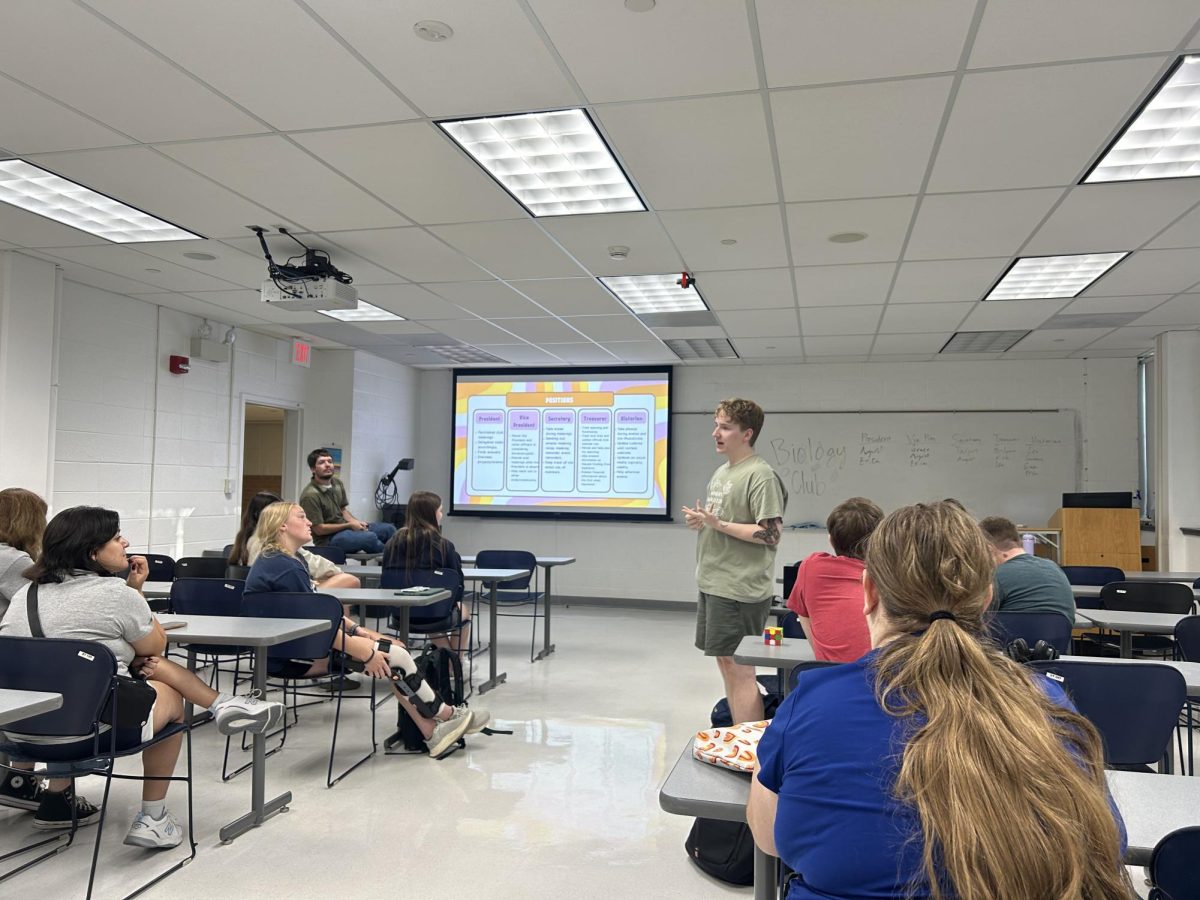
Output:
top-left (300, 448), bottom-right (396, 554)
top-left (684, 398), bottom-right (787, 724)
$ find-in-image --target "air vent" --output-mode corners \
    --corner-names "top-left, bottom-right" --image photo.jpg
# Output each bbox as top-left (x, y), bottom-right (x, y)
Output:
top-left (940, 330), bottom-right (1031, 353)
top-left (427, 345), bottom-right (504, 364)
top-left (665, 338), bottom-right (739, 360)
top-left (1039, 312), bottom-right (1142, 329)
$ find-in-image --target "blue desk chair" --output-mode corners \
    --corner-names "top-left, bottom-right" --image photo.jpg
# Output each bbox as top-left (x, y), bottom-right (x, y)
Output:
top-left (1061, 566), bottom-right (1124, 610)
top-left (0, 637), bottom-right (195, 899)
top-left (474, 549), bottom-right (542, 663)
top-left (1148, 826), bottom-right (1200, 900)
top-left (174, 556), bottom-right (230, 580)
top-left (776, 610), bottom-right (806, 639)
top-left (1174, 616), bottom-right (1200, 776)
top-left (128, 554), bottom-right (175, 582)
top-left (1083, 582), bottom-right (1196, 658)
top-left (305, 545), bottom-right (347, 566)
top-left (226, 563), bottom-right (251, 581)
top-left (241, 592), bottom-right (371, 787)
top-left (1029, 659), bottom-right (1186, 772)
top-left (787, 659), bottom-right (840, 692)
top-left (781, 562), bottom-right (800, 599)
top-left (985, 611), bottom-right (1073, 655)
top-left (381, 567), bottom-right (471, 688)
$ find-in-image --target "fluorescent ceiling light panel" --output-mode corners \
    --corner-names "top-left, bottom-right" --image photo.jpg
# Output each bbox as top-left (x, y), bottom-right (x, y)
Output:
top-left (983, 253), bottom-right (1128, 301)
top-left (318, 301), bottom-right (405, 322)
top-left (0, 159), bottom-right (202, 243)
top-left (665, 338), bottom-right (738, 360)
top-left (940, 330), bottom-right (1030, 353)
top-left (1085, 56), bottom-right (1200, 183)
top-left (599, 274), bottom-right (708, 315)
top-left (438, 109), bottom-right (645, 217)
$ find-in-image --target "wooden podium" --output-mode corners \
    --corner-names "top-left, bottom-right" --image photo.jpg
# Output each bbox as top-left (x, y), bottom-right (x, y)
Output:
top-left (1047, 507), bottom-right (1142, 571)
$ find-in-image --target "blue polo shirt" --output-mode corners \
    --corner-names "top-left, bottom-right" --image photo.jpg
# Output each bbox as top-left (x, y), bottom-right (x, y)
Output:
top-left (755, 649), bottom-right (1125, 899)
top-left (244, 551), bottom-right (312, 595)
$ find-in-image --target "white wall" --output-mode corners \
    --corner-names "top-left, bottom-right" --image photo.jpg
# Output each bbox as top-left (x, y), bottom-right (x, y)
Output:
top-left (416, 358), bottom-right (1140, 604)
top-left (347, 352), bottom-right (420, 521)
top-left (1153, 331), bottom-right (1200, 570)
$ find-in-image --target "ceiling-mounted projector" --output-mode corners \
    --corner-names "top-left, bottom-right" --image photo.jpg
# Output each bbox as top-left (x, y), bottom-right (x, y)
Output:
top-left (251, 226), bottom-right (358, 312)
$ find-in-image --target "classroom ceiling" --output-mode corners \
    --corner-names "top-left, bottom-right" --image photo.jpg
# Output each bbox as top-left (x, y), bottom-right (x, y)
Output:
top-left (1, 0), bottom-right (1199, 367)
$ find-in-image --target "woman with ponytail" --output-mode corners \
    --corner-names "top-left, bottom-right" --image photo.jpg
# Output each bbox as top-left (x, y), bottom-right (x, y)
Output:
top-left (747, 501), bottom-right (1132, 899)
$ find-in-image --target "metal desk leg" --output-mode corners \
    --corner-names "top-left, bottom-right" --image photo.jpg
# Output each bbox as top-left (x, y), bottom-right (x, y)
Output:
top-left (534, 564), bottom-right (555, 662)
top-left (753, 846), bottom-right (777, 900)
top-left (396, 606), bottom-right (410, 642)
top-left (478, 580), bottom-right (507, 693)
top-left (219, 646), bottom-right (291, 842)
top-left (1120, 630), bottom-right (1132, 658)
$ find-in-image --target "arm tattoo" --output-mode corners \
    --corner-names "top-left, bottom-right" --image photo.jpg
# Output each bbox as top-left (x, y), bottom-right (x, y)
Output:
top-left (752, 518), bottom-right (782, 545)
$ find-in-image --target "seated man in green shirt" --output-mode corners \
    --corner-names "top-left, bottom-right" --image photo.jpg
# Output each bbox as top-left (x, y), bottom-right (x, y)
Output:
top-left (979, 516), bottom-right (1076, 626)
top-left (299, 448), bottom-right (396, 553)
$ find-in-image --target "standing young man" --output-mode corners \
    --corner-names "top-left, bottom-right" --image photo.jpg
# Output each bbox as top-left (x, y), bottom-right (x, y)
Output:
top-left (683, 399), bottom-right (787, 724)
top-left (299, 448), bottom-right (396, 554)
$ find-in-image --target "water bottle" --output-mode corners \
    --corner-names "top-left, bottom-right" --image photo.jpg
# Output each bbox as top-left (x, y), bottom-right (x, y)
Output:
top-left (1021, 533), bottom-right (1036, 555)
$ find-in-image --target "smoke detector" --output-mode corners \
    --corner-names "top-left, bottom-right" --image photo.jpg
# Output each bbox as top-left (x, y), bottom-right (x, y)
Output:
top-left (413, 20), bottom-right (454, 42)
top-left (608, 245), bottom-right (630, 261)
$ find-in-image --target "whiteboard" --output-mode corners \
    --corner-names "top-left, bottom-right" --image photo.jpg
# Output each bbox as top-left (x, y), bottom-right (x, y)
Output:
top-left (673, 410), bottom-right (1080, 526)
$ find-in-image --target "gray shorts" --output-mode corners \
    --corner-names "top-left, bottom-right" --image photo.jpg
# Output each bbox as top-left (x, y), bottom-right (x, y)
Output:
top-left (695, 592), bottom-right (772, 657)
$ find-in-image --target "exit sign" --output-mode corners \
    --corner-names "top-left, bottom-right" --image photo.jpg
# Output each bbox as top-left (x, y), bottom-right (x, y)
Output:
top-left (291, 338), bottom-right (312, 368)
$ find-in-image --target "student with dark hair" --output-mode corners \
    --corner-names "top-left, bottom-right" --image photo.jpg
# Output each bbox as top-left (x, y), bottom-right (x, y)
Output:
top-left (298, 448), bottom-right (395, 554)
top-left (0, 507), bottom-right (283, 844)
top-left (749, 501), bottom-right (1131, 900)
top-left (979, 515), bottom-right (1076, 626)
top-left (786, 497), bottom-right (883, 661)
top-left (381, 491), bottom-right (471, 653)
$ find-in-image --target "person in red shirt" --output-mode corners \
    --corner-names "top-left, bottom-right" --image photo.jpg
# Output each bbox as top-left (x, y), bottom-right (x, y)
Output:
top-left (787, 497), bottom-right (884, 661)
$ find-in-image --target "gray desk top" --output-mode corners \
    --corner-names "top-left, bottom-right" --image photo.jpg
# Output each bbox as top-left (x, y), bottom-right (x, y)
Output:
top-left (659, 743), bottom-right (1194, 867)
top-left (462, 567), bottom-right (531, 583)
top-left (1072, 584), bottom-right (1200, 603)
top-left (461, 555), bottom-right (576, 567)
top-left (0, 689), bottom-right (63, 726)
top-left (1057, 655), bottom-right (1200, 699)
top-left (1075, 610), bottom-right (1188, 634)
top-left (1122, 571), bottom-right (1200, 584)
top-left (158, 614), bottom-right (329, 646)
top-left (142, 581), bottom-right (172, 599)
top-left (733, 634), bottom-right (817, 668)
top-left (324, 587), bottom-right (450, 608)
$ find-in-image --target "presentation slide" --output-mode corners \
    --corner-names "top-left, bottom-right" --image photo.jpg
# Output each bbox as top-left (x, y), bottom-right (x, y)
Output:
top-left (451, 367), bottom-right (671, 520)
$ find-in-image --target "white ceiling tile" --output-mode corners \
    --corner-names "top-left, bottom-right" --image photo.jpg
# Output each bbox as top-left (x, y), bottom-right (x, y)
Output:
top-left (716, 308), bottom-right (800, 338)
top-left (650, 325), bottom-right (728, 340)
top-left (527, 0), bottom-right (758, 103)
top-left (25, 147), bottom-right (292, 240)
top-left (0, 76), bottom-right (133, 154)
top-left (84, 0), bottom-right (417, 130)
top-left (491, 317), bottom-right (586, 343)
top-left (347, 320), bottom-right (434, 336)
top-left (1131, 295), bottom-right (1200, 327)
top-left (659, 206), bottom-right (788, 271)
top-left (563, 315), bottom-right (654, 342)
top-left (311, 228), bottom-right (487, 283)
top-left (1146, 202), bottom-right (1200, 250)
top-left (870, 333), bottom-right (953, 354)
top-left (424, 281), bottom-right (547, 318)
top-left (0, 201), bottom-right (109, 248)
top-left (1069, 347), bottom-right (1146, 358)
top-left (1026, 181), bottom-right (1200, 256)
top-left (1084, 325), bottom-right (1177, 349)
top-left (699, 268), bottom-right (795, 310)
top-left (605, 340), bottom-right (678, 363)
top-left (772, 77), bottom-right (953, 201)
top-left (928, 58), bottom-right (1168, 192)
top-left (507, 278), bottom-right (626, 316)
top-left (474, 344), bottom-right (564, 364)
top-left (970, 0), bottom-right (1199, 67)
top-left (429, 220), bottom-right (587, 280)
top-left (42, 245), bottom-right (245, 293)
top-left (1060, 294), bottom-right (1174, 314)
top-left (879, 301), bottom-right (974, 333)
top-left (757, 0), bottom-right (974, 86)
top-left (538, 342), bottom-right (620, 364)
top-left (160, 137), bottom-right (408, 232)
top-left (869, 353), bottom-right (937, 362)
top-left (355, 284), bottom-right (473, 320)
top-left (787, 197), bottom-right (917, 265)
top-left (1012, 328), bottom-right (1114, 351)
top-left (0, 0), bottom-right (263, 142)
top-left (221, 232), bottom-right (406, 287)
top-left (891, 258), bottom-right (1009, 303)
top-left (49, 257), bottom-right (166, 295)
top-left (597, 95), bottom-right (778, 209)
top-left (906, 189), bottom-right (1062, 260)
top-left (960, 298), bottom-right (1068, 330)
top-left (799, 305), bottom-right (882, 336)
top-left (291, 123), bottom-right (525, 225)
top-left (306, 0), bottom-right (578, 117)
top-left (731, 337), bottom-right (804, 359)
top-left (128, 240), bottom-right (265, 288)
top-left (792, 263), bottom-right (895, 307)
top-left (539, 213), bottom-right (683, 276)
top-left (1080, 249), bottom-right (1200, 296)
top-left (1004, 350), bottom-right (1074, 359)
top-left (423, 318), bottom-right (520, 344)
top-left (804, 335), bottom-right (874, 356)
top-left (137, 290), bottom-right (271, 326)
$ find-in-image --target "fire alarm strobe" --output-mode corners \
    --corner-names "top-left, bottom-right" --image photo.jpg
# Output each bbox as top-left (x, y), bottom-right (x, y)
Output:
top-left (169, 355), bottom-right (190, 375)
top-left (677, 272), bottom-right (694, 289)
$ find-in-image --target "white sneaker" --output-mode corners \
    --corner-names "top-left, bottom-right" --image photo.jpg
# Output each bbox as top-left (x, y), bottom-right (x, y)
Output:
top-left (426, 706), bottom-right (471, 758)
top-left (124, 809), bottom-right (183, 849)
top-left (212, 691), bottom-right (284, 736)
top-left (456, 705), bottom-right (491, 734)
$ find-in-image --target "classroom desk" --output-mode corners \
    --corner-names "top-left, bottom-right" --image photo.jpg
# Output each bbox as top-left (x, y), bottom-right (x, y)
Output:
top-left (1057, 655), bottom-right (1200, 699)
top-left (659, 743), bottom-right (1200, 896)
top-left (461, 568), bottom-right (532, 694)
top-left (0, 688), bottom-right (62, 726)
top-left (1074, 610), bottom-right (1190, 658)
top-left (323, 587), bottom-right (451, 638)
top-left (461, 555), bottom-right (576, 661)
top-left (142, 581), bottom-right (172, 599)
top-left (347, 564), bottom-right (381, 587)
top-left (159, 613), bottom-right (329, 843)
top-left (1122, 571), bottom-right (1200, 584)
top-left (1072, 584), bottom-right (1200, 604)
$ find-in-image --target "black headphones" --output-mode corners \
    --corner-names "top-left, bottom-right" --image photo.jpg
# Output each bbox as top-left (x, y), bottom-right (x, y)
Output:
top-left (1004, 637), bottom-right (1060, 664)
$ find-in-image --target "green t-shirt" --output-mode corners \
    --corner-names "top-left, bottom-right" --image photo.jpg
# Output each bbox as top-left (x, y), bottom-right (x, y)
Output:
top-left (991, 553), bottom-right (1076, 626)
top-left (299, 477), bottom-right (348, 546)
top-left (695, 454), bottom-right (788, 602)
